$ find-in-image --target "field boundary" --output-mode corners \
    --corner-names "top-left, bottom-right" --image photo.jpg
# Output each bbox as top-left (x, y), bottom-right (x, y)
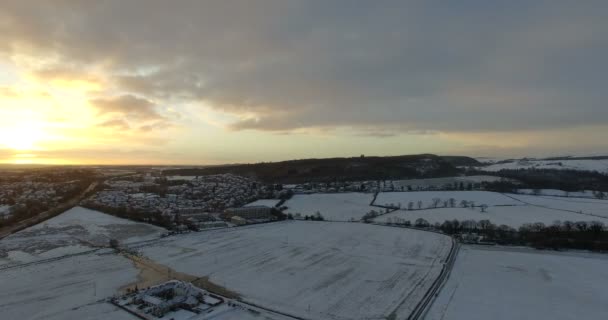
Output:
top-left (502, 193), bottom-right (608, 220)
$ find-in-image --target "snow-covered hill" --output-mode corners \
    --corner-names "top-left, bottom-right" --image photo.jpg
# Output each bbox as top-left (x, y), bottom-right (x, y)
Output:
top-left (479, 158), bottom-right (608, 173)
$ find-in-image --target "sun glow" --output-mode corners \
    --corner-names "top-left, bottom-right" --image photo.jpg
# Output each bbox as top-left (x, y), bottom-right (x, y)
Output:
top-left (0, 123), bottom-right (47, 151)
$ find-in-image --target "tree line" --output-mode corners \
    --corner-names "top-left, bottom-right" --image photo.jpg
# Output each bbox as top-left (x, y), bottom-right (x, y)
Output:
top-left (381, 218), bottom-right (608, 252)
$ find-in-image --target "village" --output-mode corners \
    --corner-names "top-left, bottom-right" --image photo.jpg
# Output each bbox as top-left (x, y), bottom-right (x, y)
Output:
top-left (81, 173), bottom-right (284, 231)
top-left (0, 168), bottom-right (95, 224)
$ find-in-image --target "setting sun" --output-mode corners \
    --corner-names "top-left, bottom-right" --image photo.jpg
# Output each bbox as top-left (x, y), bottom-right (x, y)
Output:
top-left (0, 123), bottom-right (46, 151)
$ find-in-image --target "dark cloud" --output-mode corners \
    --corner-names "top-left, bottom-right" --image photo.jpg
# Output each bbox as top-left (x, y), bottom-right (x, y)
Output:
top-left (1, 0), bottom-right (607, 134)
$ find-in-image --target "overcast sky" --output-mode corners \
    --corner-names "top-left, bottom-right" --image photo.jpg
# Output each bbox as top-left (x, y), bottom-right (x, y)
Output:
top-left (0, 0), bottom-right (607, 164)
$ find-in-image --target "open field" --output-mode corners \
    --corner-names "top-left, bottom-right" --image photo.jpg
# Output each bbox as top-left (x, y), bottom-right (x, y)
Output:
top-left (284, 193), bottom-right (375, 221)
top-left (375, 204), bottom-right (608, 228)
top-left (375, 191), bottom-right (522, 208)
top-left (0, 253), bottom-right (139, 320)
top-left (138, 221), bottom-right (453, 320)
top-left (516, 189), bottom-right (601, 199)
top-left (0, 207), bottom-right (165, 266)
top-left (426, 246), bottom-right (608, 320)
top-left (508, 194), bottom-right (608, 219)
top-left (480, 158), bottom-right (608, 173)
top-left (165, 175), bottom-right (199, 181)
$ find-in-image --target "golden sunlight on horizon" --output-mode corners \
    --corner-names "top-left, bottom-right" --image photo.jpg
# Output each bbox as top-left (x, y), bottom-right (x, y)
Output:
top-left (0, 64), bottom-right (173, 165)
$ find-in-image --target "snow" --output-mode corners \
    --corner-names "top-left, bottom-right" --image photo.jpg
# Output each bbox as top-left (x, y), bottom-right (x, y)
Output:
top-left (0, 253), bottom-right (139, 320)
top-left (507, 193), bottom-right (608, 219)
top-left (375, 204), bottom-right (608, 228)
top-left (0, 207), bottom-right (165, 266)
top-left (37, 207), bottom-right (166, 240)
top-left (375, 191), bottom-right (522, 208)
top-left (426, 246), bottom-right (608, 320)
top-left (516, 189), bottom-right (599, 198)
top-left (200, 304), bottom-right (291, 320)
top-left (284, 192), bottom-right (376, 221)
top-left (481, 159), bottom-right (608, 173)
top-left (139, 221), bottom-right (452, 320)
top-left (245, 199), bottom-right (281, 208)
top-left (165, 175), bottom-right (198, 181)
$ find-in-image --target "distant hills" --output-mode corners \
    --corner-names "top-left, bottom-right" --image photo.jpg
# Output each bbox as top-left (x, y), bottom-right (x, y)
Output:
top-left (163, 154), bottom-right (481, 183)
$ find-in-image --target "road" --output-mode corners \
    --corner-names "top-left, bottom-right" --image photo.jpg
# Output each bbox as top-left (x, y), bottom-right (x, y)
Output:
top-left (407, 239), bottom-right (460, 320)
top-left (0, 181), bottom-right (99, 240)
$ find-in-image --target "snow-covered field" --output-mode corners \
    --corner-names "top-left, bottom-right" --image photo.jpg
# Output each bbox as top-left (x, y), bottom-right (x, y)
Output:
top-left (375, 205), bottom-right (608, 228)
top-left (516, 189), bottom-right (600, 199)
top-left (0, 207), bottom-right (165, 266)
top-left (139, 221), bottom-right (453, 320)
top-left (480, 159), bottom-right (608, 173)
top-left (165, 175), bottom-right (199, 181)
top-left (508, 194), bottom-right (608, 219)
top-left (284, 193), bottom-right (376, 221)
top-left (375, 191), bottom-right (522, 208)
top-left (427, 246), bottom-right (608, 320)
top-left (245, 199), bottom-right (281, 208)
top-left (0, 253), bottom-right (139, 320)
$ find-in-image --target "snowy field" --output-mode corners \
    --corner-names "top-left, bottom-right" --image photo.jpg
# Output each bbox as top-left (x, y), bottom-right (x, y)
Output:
top-left (508, 194), bottom-right (608, 219)
top-left (480, 159), bottom-right (608, 173)
top-left (139, 221), bottom-right (453, 320)
top-left (165, 175), bottom-right (198, 181)
top-left (375, 191), bottom-right (522, 208)
top-left (374, 204), bottom-right (608, 228)
top-left (0, 207), bottom-right (165, 266)
top-left (245, 199), bottom-right (281, 208)
top-left (516, 189), bottom-right (601, 199)
top-left (284, 193), bottom-right (376, 221)
top-left (0, 253), bottom-right (139, 320)
top-left (426, 246), bottom-right (608, 320)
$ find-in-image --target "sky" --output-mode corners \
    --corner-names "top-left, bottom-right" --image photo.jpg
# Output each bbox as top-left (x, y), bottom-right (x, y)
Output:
top-left (0, 0), bottom-right (607, 165)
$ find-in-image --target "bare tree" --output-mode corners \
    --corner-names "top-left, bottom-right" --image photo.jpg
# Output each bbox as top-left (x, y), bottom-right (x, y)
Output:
top-left (415, 218), bottom-right (430, 228)
top-left (449, 198), bottom-right (456, 208)
top-left (432, 198), bottom-right (441, 208)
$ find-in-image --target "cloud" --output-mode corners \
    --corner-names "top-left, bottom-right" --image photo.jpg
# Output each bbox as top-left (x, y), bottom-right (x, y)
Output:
top-left (98, 118), bottom-right (130, 130)
top-left (0, 0), bottom-right (607, 137)
top-left (89, 94), bottom-right (164, 121)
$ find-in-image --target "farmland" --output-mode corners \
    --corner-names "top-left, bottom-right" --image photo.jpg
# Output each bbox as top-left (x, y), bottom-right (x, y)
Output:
top-left (480, 158), bottom-right (608, 173)
top-left (0, 253), bottom-right (139, 320)
top-left (369, 191), bottom-right (608, 228)
top-left (375, 204), bottom-right (608, 229)
top-left (374, 191), bottom-right (522, 208)
top-left (508, 194), bottom-right (608, 219)
top-left (426, 246), bottom-right (608, 320)
top-left (138, 221), bottom-right (453, 320)
top-left (283, 193), bottom-right (376, 221)
top-left (0, 207), bottom-right (165, 266)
